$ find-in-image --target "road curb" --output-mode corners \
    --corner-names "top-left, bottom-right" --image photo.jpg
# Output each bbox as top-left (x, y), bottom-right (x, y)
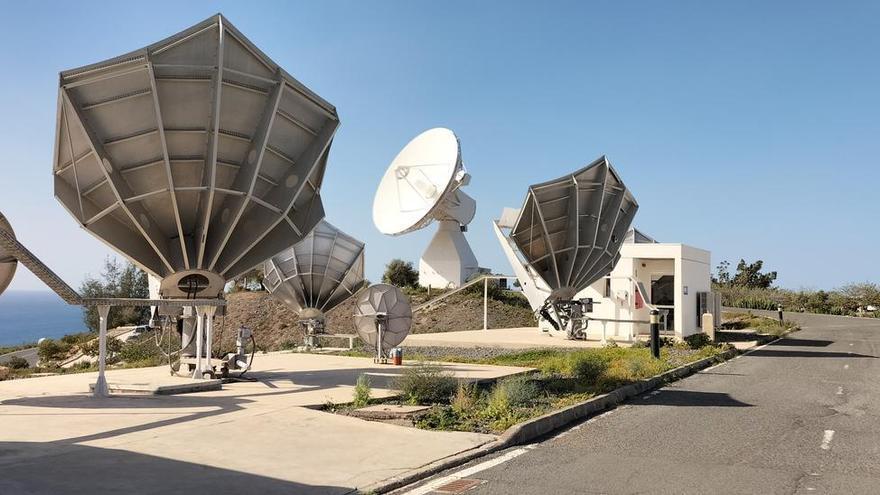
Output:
top-left (365, 347), bottom-right (738, 494)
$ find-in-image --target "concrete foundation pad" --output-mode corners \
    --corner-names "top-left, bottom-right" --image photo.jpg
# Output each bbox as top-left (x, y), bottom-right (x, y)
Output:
top-left (352, 404), bottom-right (432, 420)
top-left (88, 378), bottom-right (223, 395)
top-left (404, 327), bottom-right (633, 349)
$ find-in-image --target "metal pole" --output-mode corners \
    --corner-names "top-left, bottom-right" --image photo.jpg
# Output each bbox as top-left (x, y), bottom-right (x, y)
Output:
top-left (376, 320), bottom-right (383, 363)
top-left (777, 305), bottom-right (783, 324)
top-left (483, 277), bottom-right (488, 331)
top-left (94, 305), bottom-right (110, 397)
top-left (650, 309), bottom-right (660, 359)
top-left (204, 306), bottom-right (216, 377)
top-left (193, 307), bottom-right (204, 378)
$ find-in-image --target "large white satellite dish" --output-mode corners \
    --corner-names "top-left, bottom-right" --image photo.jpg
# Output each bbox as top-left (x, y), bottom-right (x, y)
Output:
top-left (263, 220), bottom-right (365, 346)
top-left (0, 212), bottom-right (18, 296)
top-left (372, 128), bottom-right (478, 288)
top-left (353, 283), bottom-right (412, 362)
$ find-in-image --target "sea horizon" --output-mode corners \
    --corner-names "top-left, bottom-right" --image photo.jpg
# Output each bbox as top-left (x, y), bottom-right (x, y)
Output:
top-left (0, 290), bottom-right (87, 347)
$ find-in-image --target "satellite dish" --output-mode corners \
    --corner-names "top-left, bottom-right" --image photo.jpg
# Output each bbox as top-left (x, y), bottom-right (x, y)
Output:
top-left (498, 156), bottom-right (638, 336)
top-left (353, 284), bottom-right (412, 362)
top-left (52, 14), bottom-right (339, 299)
top-left (263, 220), bottom-right (366, 346)
top-left (0, 212), bottom-right (18, 296)
top-left (372, 128), bottom-right (478, 288)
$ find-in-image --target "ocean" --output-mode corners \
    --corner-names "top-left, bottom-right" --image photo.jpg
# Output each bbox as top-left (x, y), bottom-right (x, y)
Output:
top-left (0, 291), bottom-right (87, 346)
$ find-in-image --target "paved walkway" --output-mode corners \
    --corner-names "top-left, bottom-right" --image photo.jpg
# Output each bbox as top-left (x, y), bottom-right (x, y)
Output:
top-left (405, 327), bottom-right (618, 349)
top-left (0, 352), bottom-right (529, 494)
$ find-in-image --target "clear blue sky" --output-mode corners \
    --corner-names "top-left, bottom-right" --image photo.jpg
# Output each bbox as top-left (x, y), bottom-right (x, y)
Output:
top-left (1, 1), bottom-right (878, 292)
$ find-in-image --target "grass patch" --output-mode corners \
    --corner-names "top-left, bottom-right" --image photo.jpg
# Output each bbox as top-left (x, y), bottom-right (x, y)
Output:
top-left (403, 344), bottom-right (729, 434)
top-left (722, 311), bottom-right (799, 337)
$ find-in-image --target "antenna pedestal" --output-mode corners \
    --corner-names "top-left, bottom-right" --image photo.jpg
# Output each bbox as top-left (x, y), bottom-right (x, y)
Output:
top-left (419, 220), bottom-right (478, 289)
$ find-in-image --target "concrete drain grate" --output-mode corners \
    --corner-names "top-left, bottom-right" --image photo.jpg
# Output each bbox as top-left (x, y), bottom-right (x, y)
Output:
top-left (433, 478), bottom-right (485, 494)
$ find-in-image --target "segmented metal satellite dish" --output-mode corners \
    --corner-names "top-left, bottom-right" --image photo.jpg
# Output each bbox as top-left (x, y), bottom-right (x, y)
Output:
top-left (0, 212), bottom-right (17, 296)
top-left (353, 284), bottom-right (412, 361)
top-left (263, 220), bottom-right (365, 342)
top-left (52, 14), bottom-right (339, 299)
top-left (372, 128), bottom-right (478, 288)
top-left (511, 156), bottom-right (638, 300)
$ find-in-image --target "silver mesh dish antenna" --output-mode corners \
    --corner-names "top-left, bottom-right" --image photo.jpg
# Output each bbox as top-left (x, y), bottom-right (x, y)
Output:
top-left (0, 212), bottom-right (17, 296)
top-left (52, 14), bottom-right (339, 299)
top-left (510, 156), bottom-right (638, 300)
top-left (263, 220), bottom-right (365, 317)
top-left (353, 284), bottom-right (412, 356)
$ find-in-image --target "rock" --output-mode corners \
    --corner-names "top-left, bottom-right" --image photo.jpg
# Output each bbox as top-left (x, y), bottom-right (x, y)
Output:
top-left (0, 366), bottom-right (10, 380)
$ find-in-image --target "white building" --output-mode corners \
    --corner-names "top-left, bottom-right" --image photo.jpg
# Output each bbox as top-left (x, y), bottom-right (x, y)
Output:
top-left (576, 229), bottom-right (714, 341)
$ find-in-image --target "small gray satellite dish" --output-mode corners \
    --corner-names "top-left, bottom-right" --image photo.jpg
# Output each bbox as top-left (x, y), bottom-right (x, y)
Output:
top-left (353, 284), bottom-right (412, 362)
top-left (0, 212), bottom-right (18, 296)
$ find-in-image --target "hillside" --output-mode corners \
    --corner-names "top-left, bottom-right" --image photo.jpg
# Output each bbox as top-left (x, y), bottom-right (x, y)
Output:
top-left (218, 289), bottom-right (537, 352)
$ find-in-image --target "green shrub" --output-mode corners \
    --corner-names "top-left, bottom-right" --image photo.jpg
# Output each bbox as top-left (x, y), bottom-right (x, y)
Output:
top-left (395, 363), bottom-right (457, 405)
top-left (5, 356), bottom-right (29, 369)
top-left (353, 373), bottom-right (371, 407)
top-left (37, 339), bottom-right (70, 363)
top-left (415, 406), bottom-right (461, 430)
top-left (631, 339), bottom-right (649, 349)
top-left (452, 381), bottom-right (478, 414)
top-left (569, 353), bottom-right (608, 382)
top-left (603, 339), bottom-right (619, 348)
top-left (492, 376), bottom-right (540, 408)
top-left (683, 333), bottom-right (712, 349)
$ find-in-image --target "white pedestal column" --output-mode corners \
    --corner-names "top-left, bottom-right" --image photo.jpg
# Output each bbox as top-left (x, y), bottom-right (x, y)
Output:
top-left (93, 305), bottom-right (110, 398)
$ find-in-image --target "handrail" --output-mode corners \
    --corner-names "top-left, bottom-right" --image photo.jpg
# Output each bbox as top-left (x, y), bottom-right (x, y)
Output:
top-left (412, 274), bottom-right (515, 313)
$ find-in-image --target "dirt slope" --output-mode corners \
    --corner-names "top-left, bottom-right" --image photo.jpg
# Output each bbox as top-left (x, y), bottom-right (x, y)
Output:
top-left (218, 289), bottom-right (536, 352)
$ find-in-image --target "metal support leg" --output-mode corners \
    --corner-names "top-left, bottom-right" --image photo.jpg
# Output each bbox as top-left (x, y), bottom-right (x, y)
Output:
top-left (193, 307), bottom-right (204, 379)
top-left (94, 305), bottom-right (110, 397)
top-left (483, 277), bottom-right (488, 331)
top-left (203, 306), bottom-right (216, 378)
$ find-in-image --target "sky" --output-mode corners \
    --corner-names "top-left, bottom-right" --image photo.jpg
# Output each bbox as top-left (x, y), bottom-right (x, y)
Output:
top-left (1, 0), bottom-right (878, 293)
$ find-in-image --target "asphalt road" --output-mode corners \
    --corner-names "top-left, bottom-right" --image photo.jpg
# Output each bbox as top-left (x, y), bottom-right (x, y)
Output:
top-left (0, 347), bottom-right (38, 367)
top-left (405, 312), bottom-right (880, 494)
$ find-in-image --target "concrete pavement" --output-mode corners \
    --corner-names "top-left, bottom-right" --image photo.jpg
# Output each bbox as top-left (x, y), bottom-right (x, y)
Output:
top-left (0, 352), bottom-right (529, 494)
top-left (398, 312), bottom-right (880, 494)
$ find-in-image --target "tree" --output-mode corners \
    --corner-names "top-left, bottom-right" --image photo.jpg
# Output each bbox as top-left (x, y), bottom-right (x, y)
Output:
top-left (382, 259), bottom-right (419, 288)
top-left (80, 257), bottom-right (149, 331)
top-left (731, 259), bottom-right (777, 289)
top-left (712, 260), bottom-right (731, 286)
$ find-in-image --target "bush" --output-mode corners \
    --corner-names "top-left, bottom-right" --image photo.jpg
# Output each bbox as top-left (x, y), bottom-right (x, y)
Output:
top-left (683, 333), bottom-right (712, 349)
top-left (353, 374), bottom-right (371, 407)
top-left (395, 363), bottom-right (457, 405)
top-left (492, 376), bottom-right (540, 408)
top-left (116, 337), bottom-right (162, 366)
top-left (37, 339), bottom-right (70, 363)
top-left (382, 259), bottom-right (419, 288)
top-left (5, 356), bottom-right (29, 369)
top-left (452, 381), bottom-right (477, 414)
top-left (81, 337), bottom-right (123, 357)
top-left (569, 353), bottom-right (609, 383)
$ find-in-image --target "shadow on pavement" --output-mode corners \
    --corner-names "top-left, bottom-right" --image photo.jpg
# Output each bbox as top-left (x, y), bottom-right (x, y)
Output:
top-left (0, 441), bottom-right (351, 495)
top-left (748, 349), bottom-right (876, 359)
top-left (771, 338), bottom-right (834, 347)
top-left (631, 390), bottom-right (753, 408)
